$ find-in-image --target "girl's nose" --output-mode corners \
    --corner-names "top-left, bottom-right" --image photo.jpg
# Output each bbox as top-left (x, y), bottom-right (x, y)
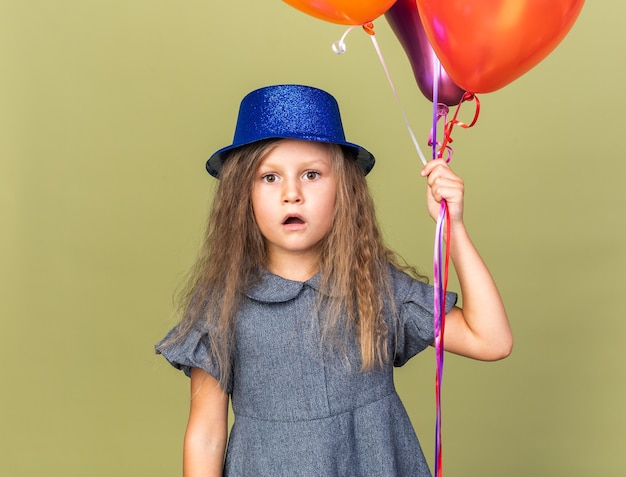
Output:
top-left (282, 179), bottom-right (302, 203)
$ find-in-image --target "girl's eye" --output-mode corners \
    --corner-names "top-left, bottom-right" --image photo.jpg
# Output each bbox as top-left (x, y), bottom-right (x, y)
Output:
top-left (304, 171), bottom-right (320, 181)
top-left (261, 174), bottom-right (278, 183)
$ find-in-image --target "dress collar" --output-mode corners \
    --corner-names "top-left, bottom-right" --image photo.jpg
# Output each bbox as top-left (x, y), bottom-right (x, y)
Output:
top-left (244, 270), bottom-right (323, 303)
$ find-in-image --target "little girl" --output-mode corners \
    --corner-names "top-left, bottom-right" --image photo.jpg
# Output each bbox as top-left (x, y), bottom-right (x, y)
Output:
top-left (156, 84), bottom-right (512, 477)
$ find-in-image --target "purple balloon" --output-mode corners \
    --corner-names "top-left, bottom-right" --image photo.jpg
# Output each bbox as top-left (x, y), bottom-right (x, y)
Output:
top-left (385, 0), bottom-right (465, 106)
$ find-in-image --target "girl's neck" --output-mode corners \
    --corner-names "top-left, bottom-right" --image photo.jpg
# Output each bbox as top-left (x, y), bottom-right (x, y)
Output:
top-left (265, 251), bottom-right (319, 282)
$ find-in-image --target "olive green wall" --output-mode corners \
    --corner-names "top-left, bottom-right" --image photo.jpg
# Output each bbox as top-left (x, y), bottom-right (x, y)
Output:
top-left (1, 1), bottom-right (624, 475)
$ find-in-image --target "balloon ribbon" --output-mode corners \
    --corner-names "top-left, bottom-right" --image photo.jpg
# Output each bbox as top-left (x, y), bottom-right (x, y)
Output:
top-left (431, 90), bottom-right (480, 477)
top-left (430, 60), bottom-right (447, 477)
top-left (333, 22), bottom-right (428, 165)
top-left (433, 194), bottom-right (450, 477)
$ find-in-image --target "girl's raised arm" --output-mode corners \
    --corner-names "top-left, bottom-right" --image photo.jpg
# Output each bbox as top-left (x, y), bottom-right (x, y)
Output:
top-left (422, 159), bottom-right (513, 361)
top-left (183, 368), bottom-right (229, 477)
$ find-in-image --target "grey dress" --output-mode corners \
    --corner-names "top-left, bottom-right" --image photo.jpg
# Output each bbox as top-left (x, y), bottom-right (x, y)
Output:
top-left (156, 266), bottom-right (457, 477)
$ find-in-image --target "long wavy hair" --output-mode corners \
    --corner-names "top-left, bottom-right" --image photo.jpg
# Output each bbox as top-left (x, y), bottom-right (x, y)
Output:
top-left (168, 139), bottom-right (424, 389)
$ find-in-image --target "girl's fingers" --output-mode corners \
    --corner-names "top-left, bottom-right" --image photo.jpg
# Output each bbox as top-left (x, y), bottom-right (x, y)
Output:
top-left (425, 166), bottom-right (463, 200)
top-left (420, 158), bottom-right (449, 177)
top-left (422, 159), bottom-right (465, 222)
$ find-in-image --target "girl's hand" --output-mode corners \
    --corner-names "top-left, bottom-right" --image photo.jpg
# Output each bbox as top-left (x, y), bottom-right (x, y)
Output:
top-left (420, 159), bottom-right (464, 225)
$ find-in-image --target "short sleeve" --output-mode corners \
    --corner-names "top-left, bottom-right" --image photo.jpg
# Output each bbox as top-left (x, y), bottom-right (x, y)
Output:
top-left (155, 321), bottom-right (228, 392)
top-left (390, 267), bottom-right (457, 367)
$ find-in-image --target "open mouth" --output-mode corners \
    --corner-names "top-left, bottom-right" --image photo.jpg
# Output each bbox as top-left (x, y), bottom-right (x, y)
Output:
top-left (283, 216), bottom-right (305, 225)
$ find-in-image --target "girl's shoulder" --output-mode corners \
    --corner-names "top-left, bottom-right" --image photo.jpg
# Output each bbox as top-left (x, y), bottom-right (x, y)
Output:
top-left (386, 262), bottom-right (429, 295)
top-left (387, 261), bottom-right (457, 314)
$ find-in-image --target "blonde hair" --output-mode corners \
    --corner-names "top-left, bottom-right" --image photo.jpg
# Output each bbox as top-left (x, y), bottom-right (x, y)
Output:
top-left (170, 139), bottom-right (424, 389)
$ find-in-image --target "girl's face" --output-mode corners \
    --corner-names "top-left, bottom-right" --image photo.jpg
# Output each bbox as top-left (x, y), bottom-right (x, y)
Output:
top-left (251, 140), bottom-right (337, 275)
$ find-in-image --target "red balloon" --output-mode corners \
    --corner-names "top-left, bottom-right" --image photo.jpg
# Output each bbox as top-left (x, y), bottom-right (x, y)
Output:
top-left (385, 0), bottom-right (465, 106)
top-left (283, 0), bottom-right (397, 25)
top-left (416, 0), bottom-right (586, 93)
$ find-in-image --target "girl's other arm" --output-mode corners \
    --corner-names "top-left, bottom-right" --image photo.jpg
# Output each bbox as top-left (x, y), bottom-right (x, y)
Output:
top-left (422, 159), bottom-right (513, 361)
top-left (184, 368), bottom-right (229, 477)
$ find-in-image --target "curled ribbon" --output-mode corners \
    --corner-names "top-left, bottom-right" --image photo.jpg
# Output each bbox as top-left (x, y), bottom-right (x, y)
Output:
top-left (438, 92), bottom-right (481, 159)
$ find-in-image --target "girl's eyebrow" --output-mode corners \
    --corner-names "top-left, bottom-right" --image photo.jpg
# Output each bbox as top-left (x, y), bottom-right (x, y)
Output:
top-left (257, 159), bottom-right (330, 172)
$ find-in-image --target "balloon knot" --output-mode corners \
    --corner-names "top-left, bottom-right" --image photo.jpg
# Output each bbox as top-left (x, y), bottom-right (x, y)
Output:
top-left (436, 103), bottom-right (449, 119)
top-left (362, 22), bottom-right (375, 36)
top-left (462, 92), bottom-right (475, 102)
